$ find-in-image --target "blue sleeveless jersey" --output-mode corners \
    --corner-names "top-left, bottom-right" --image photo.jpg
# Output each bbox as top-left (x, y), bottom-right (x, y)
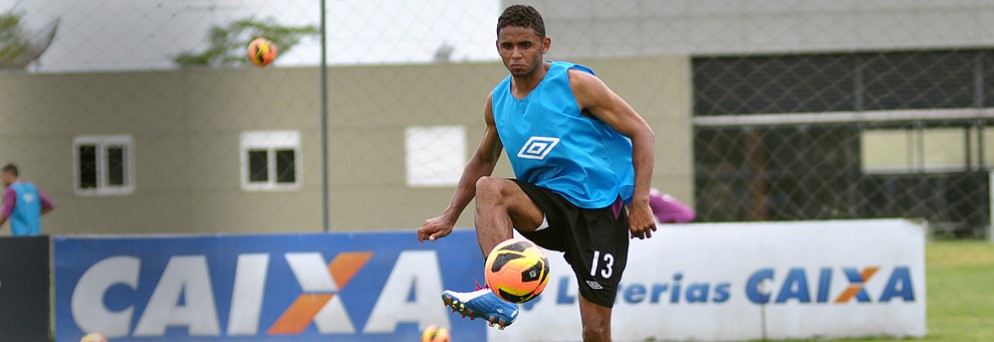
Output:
top-left (492, 61), bottom-right (634, 209)
top-left (9, 182), bottom-right (42, 236)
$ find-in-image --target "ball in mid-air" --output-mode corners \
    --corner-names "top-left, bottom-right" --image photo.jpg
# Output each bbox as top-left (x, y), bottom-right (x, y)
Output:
top-left (485, 238), bottom-right (550, 303)
top-left (80, 332), bottom-right (107, 342)
top-left (421, 325), bottom-right (451, 342)
top-left (247, 37), bottom-right (278, 67)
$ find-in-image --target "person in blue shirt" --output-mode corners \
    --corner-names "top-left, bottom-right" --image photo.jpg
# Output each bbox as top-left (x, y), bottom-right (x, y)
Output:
top-left (0, 164), bottom-right (54, 236)
top-left (418, 5), bottom-right (656, 341)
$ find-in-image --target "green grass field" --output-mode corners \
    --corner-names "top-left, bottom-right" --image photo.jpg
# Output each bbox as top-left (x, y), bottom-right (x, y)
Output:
top-left (916, 241), bottom-right (994, 341)
top-left (776, 241), bottom-right (994, 342)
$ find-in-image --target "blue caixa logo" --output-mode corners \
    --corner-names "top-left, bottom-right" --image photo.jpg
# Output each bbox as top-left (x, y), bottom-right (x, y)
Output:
top-left (745, 266), bottom-right (915, 304)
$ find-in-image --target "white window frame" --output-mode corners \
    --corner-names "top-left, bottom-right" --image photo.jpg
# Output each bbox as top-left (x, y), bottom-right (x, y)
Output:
top-left (73, 135), bottom-right (135, 196)
top-left (240, 131), bottom-right (302, 191)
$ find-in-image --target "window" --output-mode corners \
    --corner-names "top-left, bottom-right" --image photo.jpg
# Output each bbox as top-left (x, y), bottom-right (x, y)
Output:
top-left (863, 51), bottom-right (977, 110)
top-left (861, 129), bottom-right (915, 174)
top-left (405, 126), bottom-right (466, 187)
top-left (693, 54), bottom-right (856, 115)
top-left (861, 127), bottom-right (967, 174)
top-left (921, 128), bottom-right (967, 172)
top-left (692, 49), bottom-right (986, 116)
top-left (240, 131), bottom-right (301, 191)
top-left (73, 135), bottom-right (134, 196)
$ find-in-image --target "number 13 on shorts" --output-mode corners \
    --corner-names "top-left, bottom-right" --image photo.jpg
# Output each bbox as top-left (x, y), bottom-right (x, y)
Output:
top-left (590, 250), bottom-right (614, 278)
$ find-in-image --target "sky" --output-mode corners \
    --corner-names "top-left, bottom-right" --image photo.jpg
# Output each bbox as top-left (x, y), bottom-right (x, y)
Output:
top-left (3, 0), bottom-right (500, 72)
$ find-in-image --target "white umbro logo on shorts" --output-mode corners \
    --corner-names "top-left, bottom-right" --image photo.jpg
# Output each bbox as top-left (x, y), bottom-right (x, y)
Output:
top-left (586, 280), bottom-right (604, 290)
top-left (517, 136), bottom-right (560, 160)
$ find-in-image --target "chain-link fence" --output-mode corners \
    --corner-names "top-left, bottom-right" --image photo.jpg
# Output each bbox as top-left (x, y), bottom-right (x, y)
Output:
top-left (692, 51), bottom-right (994, 237)
top-left (527, 0), bottom-right (994, 238)
top-left (1, 0), bottom-right (991, 238)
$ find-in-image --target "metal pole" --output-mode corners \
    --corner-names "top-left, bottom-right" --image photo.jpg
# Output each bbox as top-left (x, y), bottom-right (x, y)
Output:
top-left (989, 170), bottom-right (994, 242)
top-left (320, 0), bottom-right (330, 233)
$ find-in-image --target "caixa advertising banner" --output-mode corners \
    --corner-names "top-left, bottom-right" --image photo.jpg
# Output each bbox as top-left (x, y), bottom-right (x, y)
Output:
top-left (55, 231), bottom-right (487, 342)
top-left (494, 219), bottom-right (927, 342)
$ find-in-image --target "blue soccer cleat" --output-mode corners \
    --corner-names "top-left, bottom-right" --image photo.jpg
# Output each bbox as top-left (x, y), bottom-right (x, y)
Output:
top-left (442, 288), bottom-right (519, 330)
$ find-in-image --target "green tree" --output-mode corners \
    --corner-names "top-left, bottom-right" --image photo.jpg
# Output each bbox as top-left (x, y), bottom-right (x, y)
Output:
top-left (174, 17), bottom-right (319, 68)
top-left (0, 10), bottom-right (27, 65)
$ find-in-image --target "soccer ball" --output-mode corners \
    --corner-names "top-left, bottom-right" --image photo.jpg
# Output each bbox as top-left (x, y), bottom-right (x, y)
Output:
top-left (421, 325), bottom-right (451, 342)
top-left (80, 332), bottom-right (107, 342)
top-left (485, 238), bottom-right (550, 303)
top-left (247, 37), bottom-right (278, 67)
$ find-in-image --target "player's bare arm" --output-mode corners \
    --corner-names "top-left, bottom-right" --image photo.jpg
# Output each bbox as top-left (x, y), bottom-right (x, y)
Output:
top-left (41, 192), bottom-right (54, 215)
top-left (418, 93), bottom-right (504, 242)
top-left (568, 69), bottom-right (657, 240)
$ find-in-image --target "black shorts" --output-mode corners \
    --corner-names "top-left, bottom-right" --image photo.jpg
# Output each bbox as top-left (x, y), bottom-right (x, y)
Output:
top-left (511, 179), bottom-right (629, 308)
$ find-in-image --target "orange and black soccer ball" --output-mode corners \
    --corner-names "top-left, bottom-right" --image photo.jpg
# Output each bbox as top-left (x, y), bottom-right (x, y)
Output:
top-left (421, 325), bottom-right (450, 342)
top-left (485, 238), bottom-right (550, 303)
top-left (247, 37), bottom-right (278, 67)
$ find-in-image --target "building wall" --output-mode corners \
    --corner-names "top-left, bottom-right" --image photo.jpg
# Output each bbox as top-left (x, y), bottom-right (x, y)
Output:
top-left (507, 0), bottom-right (994, 58)
top-left (0, 71), bottom-right (194, 234)
top-left (0, 57), bottom-right (691, 235)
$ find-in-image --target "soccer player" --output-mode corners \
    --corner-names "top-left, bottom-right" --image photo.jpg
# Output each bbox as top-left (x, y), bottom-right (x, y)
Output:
top-left (0, 164), bottom-right (54, 236)
top-left (417, 4), bottom-right (656, 341)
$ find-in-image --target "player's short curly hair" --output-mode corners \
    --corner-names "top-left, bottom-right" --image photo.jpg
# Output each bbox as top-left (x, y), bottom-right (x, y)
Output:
top-left (1, 164), bottom-right (17, 177)
top-left (497, 4), bottom-right (546, 38)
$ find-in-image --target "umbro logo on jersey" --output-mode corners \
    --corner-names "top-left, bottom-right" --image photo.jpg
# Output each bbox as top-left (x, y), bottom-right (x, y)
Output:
top-left (586, 280), bottom-right (603, 290)
top-left (517, 136), bottom-right (560, 160)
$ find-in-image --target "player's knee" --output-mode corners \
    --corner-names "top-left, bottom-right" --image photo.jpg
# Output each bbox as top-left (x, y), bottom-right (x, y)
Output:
top-left (580, 310), bottom-right (611, 342)
top-left (475, 177), bottom-right (507, 203)
top-left (581, 323), bottom-right (609, 342)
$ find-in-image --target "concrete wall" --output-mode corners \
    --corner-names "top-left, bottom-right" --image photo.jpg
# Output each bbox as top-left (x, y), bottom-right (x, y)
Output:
top-left (0, 57), bottom-right (692, 234)
top-left (506, 0), bottom-right (994, 58)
